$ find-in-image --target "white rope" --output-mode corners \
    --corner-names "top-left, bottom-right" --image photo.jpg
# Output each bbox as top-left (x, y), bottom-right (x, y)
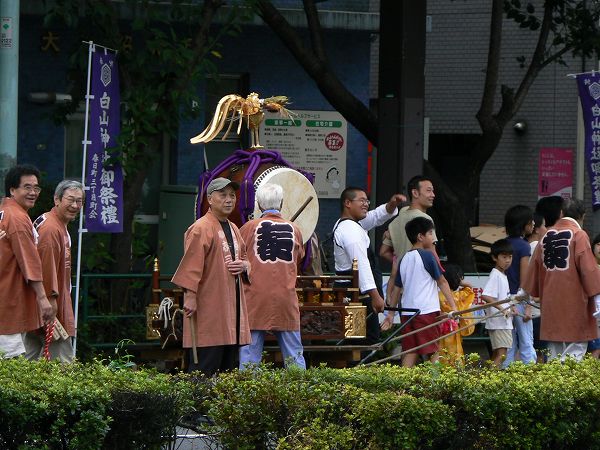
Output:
top-left (158, 297), bottom-right (174, 329)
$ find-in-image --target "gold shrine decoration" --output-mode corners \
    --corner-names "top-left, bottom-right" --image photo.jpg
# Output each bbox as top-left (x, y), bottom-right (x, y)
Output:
top-left (190, 93), bottom-right (294, 149)
top-left (344, 304), bottom-right (367, 339)
top-left (146, 304), bottom-right (161, 340)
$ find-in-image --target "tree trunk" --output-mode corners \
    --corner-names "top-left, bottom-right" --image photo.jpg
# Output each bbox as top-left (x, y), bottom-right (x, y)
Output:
top-left (425, 161), bottom-right (477, 271)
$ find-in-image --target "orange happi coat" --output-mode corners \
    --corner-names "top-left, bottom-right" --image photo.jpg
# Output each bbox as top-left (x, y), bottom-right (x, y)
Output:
top-left (240, 212), bottom-right (304, 331)
top-left (34, 208), bottom-right (75, 336)
top-left (0, 197), bottom-right (43, 334)
top-left (524, 217), bottom-right (600, 342)
top-left (172, 210), bottom-right (251, 348)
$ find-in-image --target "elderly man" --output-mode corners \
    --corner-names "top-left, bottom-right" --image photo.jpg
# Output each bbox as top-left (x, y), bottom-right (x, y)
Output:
top-left (524, 198), bottom-right (600, 361)
top-left (333, 187), bottom-right (405, 344)
top-left (172, 177), bottom-right (251, 376)
top-left (239, 183), bottom-right (305, 369)
top-left (25, 180), bottom-right (84, 362)
top-left (0, 165), bottom-right (55, 358)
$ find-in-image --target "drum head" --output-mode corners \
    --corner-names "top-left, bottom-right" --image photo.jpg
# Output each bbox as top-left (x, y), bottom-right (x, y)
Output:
top-left (252, 167), bottom-right (319, 244)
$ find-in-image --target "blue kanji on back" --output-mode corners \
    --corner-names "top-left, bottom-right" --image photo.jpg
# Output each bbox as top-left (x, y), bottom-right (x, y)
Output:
top-left (256, 221), bottom-right (294, 263)
top-left (542, 229), bottom-right (572, 270)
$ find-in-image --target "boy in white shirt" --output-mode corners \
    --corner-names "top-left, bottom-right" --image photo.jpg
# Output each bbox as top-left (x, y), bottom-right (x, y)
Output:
top-left (481, 239), bottom-right (514, 367)
top-left (382, 217), bottom-right (457, 367)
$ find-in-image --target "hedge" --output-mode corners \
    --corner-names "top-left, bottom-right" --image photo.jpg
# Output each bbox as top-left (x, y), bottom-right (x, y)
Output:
top-left (0, 358), bottom-right (207, 450)
top-left (4, 356), bottom-right (600, 449)
top-left (203, 357), bottom-right (600, 450)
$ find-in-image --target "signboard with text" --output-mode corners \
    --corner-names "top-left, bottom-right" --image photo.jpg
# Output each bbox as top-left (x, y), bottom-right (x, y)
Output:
top-left (538, 147), bottom-right (573, 200)
top-left (259, 110), bottom-right (347, 198)
top-left (576, 73), bottom-right (600, 209)
top-left (1, 18), bottom-right (13, 49)
top-left (84, 49), bottom-right (123, 233)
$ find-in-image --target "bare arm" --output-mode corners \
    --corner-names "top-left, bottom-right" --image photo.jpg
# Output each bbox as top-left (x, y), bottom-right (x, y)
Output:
top-left (30, 280), bottom-right (56, 324)
top-left (381, 285), bottom-right (402, 331)
top-left (385, 194), bottom-right (407, 214)
top-left (367, 288), bottom-right (385, 314)
top-left (437, 276), bottom-right (457, 311)
top-left (386, 257), bottom-right (398, 300)
top-left (481, 294), bottom-right (509, 312)
top-left (519, 255), bottom-right (532, 321)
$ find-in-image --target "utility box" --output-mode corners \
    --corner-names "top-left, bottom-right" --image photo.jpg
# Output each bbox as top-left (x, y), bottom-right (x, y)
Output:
top-left (158, 185), bottom-right (198, 275)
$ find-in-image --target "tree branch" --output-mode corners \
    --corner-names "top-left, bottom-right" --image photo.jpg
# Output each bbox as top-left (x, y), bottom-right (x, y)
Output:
top-left (498, 3), bottom-right (555, 124)
top-left (175, 0), bottom-right (225, 93)
top-left (477, 0), bottom-right (504, 122)
top-left (256, 0), bottom-right (378, 144)
top-left (302, 0), bottom-right (327, 62)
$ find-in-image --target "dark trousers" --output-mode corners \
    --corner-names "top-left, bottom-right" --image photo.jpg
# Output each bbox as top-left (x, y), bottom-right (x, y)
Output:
top-left (363, 297), bottom-right (381, 345)
top-left (187, 344), bottom-right (239, 377)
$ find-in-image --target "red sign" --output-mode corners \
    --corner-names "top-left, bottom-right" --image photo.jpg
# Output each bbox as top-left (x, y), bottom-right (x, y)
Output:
top-left (538, 148), bottom-right (573, 199)
top-left (325, 132), bottom-right (344, 151)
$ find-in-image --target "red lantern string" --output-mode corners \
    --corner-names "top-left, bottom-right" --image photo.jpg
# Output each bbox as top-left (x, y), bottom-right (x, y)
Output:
top-left (43, 320), bottom-right (56, 361)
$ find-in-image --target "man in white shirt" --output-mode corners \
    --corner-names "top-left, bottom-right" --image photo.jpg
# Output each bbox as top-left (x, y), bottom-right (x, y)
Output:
top-left (333, 187), bottom-right (405, 344)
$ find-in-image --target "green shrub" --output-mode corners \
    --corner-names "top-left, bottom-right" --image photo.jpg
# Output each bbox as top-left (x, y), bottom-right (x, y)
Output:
top-left (0, 358), bottom-right (198, 449)
top-left (203, 358), bottom-right (600, 450)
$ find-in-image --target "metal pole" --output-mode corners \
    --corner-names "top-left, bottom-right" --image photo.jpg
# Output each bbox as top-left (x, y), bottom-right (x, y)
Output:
top-left (0, 0), bottom-right (20, 194)
top-left (73, 42), bottom-right (95, 358)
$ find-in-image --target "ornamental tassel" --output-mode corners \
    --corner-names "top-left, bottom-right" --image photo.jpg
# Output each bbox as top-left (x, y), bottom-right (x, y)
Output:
top-left (43, 320), bottom-right (56, 361)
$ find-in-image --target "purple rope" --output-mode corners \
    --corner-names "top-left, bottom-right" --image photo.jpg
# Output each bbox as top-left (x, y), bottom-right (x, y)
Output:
top-left (196, 149), bottom-right (315, 222)
top-left (301, 240), bottom-right (312, 273)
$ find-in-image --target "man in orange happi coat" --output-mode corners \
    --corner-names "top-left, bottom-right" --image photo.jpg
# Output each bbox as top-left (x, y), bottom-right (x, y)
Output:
top-left (239, 183), bottom-right (305, 369)
top-left (172, 177), bottom-right (251, 376)
top-left (0, 165), bottom-right (55, 358)
top-left (25, 180), bottom-right (84, 362)
top-left (524, 198), bottom-right (600, 361)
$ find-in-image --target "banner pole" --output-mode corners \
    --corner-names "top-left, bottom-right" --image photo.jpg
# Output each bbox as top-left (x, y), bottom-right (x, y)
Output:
top-left (73, 41), bottom-right (95, 358)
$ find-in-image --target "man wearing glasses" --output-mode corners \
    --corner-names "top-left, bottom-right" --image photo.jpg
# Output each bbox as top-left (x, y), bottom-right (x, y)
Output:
top-left (333, 187), bottom-right (405, 344)
top-left (26, 180), bottom-right (84, 362)
top-left (0, 165), bottom-right (55, 358)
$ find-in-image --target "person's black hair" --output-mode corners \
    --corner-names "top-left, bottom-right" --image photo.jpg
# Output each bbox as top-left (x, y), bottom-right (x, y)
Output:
top-left (535, 196), bottom-right (563, 227)
top-left (504, 205), bottom-right (533, 237)
top-left (405, 216), bottom-right (434, 244)
top-left (443, 263), bottom-right (464, 291)
top-left (593, 233), bottom-right (600, 248)
top-left (407, 175), bottom-right (432, 201)
top-left (4, 164), bottom-right (41, 195)
top-left (490, 238), bottom-right (513, 257)
top-left (532, 212), bottom-right (544, 229)
top-left (562, 198), bottom-right (585, 221)
top-left (339, 186), bottom-right (365, 212)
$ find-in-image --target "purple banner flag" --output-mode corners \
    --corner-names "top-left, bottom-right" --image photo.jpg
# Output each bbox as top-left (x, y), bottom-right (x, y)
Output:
top-left (84, 48), bottom-right (124, 232)
top-left (576, 72), bottom-right (600, 210)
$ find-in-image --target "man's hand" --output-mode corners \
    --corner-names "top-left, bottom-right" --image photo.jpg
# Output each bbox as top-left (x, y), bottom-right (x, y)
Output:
top-left (227, 259), bottom-right (246, 275)
top-left (49, 297), bottom-right (58, 316)
top-left (183, 291), bottom-right (197, 318)
top-left (37, 295), bottom-right (56, 325)
top-left (371, 294), bottom-right (385, 313)
top-left (385, 194), bottom-right (407, 214)
top-left (381, 314), bottom-right (395, 331)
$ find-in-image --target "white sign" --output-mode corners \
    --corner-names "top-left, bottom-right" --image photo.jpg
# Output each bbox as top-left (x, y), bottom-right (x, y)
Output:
top-left (1, 18), bottom-right (13, 49)
top-left (260, 110), bottom-right (347, 199)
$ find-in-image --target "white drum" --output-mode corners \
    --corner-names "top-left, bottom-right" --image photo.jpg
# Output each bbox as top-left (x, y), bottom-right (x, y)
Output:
top-left (252, 166), bottom-right (319, 244)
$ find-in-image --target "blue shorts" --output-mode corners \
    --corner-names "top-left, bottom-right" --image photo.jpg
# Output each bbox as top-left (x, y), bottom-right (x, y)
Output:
top-left (588, 337), bottom-right (600, 351)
